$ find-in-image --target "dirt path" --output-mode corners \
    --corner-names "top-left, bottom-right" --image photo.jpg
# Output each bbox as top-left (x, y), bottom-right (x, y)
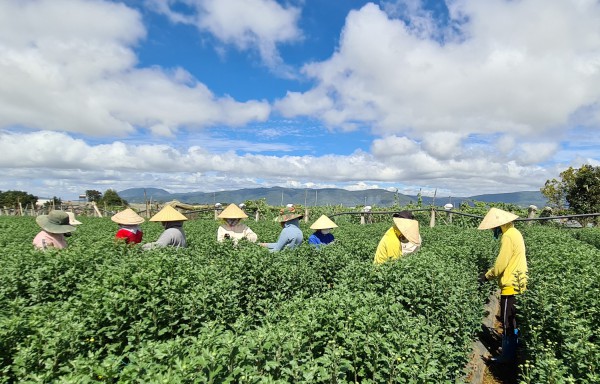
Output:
top-left (465, 291), bottom-right (520, 384)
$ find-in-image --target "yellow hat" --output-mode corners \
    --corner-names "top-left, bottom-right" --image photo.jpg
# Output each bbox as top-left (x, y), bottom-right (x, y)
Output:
top-left (111, 208), bottom-right (145, 225)
top-left (478, 208), bottom-right (519, 230)
top-left (217, 203), bottom-right (248, 219)
top-left (310, 215), bottom-right (338, 230)
top-left (149, 205), bottom-right (188, 222)
top-left (392, 218), bottom-right (420, 244)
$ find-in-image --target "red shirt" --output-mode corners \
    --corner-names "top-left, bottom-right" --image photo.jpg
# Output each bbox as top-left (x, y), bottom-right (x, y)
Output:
top-left (115, 228), bottom-right (143, 244)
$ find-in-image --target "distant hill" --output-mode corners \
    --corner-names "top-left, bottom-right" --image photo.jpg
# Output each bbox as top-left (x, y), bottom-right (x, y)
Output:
top-left (119, 187), bottom-right (547, 208)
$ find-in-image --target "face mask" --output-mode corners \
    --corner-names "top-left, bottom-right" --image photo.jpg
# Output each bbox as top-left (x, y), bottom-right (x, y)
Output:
top-left (226, 219), bottom-right (240, 226)
top-left (321, 229), bottom-right (330, 235)
top-left (493, 227), bottom-right (502, 239)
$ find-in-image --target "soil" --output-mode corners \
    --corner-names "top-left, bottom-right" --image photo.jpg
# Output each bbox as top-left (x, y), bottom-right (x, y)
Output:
top-left (466, 291), bottom-right (520, 384)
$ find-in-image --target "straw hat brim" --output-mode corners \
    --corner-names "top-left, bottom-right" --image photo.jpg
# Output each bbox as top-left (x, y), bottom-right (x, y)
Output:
top-left (218, 203), bottom-right (248, 219)
top-left (36, 214), bottom-right (76, 234)
top-left (478, 208), bottom-right (519, 230)
top-left (66, 212), bottom-right (82, 225)
top-left (277, 213), bottom-right (303, 222)
top-left (112, 208), bottom-right (145, 225)
top-left (150, 205), bottom-right (188, 222)
top-left (310, 215), bottom-right (338, 230)
top-left (392, 218), bottom-right (420, 244)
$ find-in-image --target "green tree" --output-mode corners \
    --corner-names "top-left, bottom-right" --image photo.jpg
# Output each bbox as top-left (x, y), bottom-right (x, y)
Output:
top-left (86, 189), bottom-right (102, 202)
top-left (100, 189), bottom-right (127, 207)
top-left (43, 196), bottom-right (62, 209)
top-left (541, 165), bottom-right (600, 214)
top-left (0, 190), bottom-right (38, 209)
top-left (565, 165), bottom-right (600, 214)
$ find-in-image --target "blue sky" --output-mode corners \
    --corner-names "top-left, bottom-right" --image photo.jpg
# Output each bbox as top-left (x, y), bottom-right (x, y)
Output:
top-left (1, 0), bottom-right (599, 201)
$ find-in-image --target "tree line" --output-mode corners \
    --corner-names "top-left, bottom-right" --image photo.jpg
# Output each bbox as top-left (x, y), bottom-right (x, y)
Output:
top-left (0, 189), bottom-right (127, 210)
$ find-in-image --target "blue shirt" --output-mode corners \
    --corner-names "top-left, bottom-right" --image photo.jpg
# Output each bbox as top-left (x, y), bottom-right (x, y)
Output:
top-left (308, 231), bottom-right (334, 248)
top-left (265, 219), bottom-right (303, 252)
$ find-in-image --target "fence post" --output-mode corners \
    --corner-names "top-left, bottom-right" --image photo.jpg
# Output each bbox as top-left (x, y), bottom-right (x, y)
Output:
top-left (255, 210), bottom-right (260, 222)
top-left (429, 208), bottom-right (436, 227)
top-left (360, 213), bottom-right (365, 225)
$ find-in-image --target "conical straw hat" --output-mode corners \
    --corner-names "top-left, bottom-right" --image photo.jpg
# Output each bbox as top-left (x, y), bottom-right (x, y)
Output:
top-left (149, 205), bottom-right (188, 222)
top-left (310, 215), bottom-right (338, 230)
top-left (111, 208), bottom-right (145, 225)
top-left (392, 218), bottom-right (420, 244)
top-left (478, 208), bottom-right (519, 230)
top-left (66, 211), bottom-right (82, 225)
top-left (217, 203), bottom-right (248, 219)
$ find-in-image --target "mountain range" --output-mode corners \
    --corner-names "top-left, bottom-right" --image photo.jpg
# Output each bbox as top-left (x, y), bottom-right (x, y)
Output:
top-left (118, 187), bottom-right (548, 208)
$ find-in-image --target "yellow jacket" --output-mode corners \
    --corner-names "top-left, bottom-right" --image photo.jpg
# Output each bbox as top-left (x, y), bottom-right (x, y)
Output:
top-left (485, 223), bottom-right (528, 295)
top-left (374, 227), bottom-right (402, 264)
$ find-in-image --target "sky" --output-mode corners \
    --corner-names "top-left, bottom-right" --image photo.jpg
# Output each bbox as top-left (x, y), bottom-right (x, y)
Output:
top-left (1, 0), bottom-right (599, 201)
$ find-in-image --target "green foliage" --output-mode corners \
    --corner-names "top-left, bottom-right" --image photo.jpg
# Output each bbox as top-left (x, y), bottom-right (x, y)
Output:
top-left (0, 190), bottom-right (37, 209)
top-left (565, 164), bottom-right (600, 214)
top-left (541, 164), bottom-right (600, 213)
top-left (85, 189), bottom-right (102, 203)
top-left (0, 216), bottom-right (494, 383)
top-left (518, 226), bottom-right (600, 383)
top-left (43, 196), bottom-right (62, 209)
top-left (1, 216), bottom-right (597, 383)
top-left (100, 189), bottom-right (127, 207)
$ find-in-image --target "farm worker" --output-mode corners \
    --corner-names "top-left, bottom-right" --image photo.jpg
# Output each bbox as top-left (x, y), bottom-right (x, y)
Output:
top-left (142, 205), bottom-right (187, 250)
top-left (111, 208), bottom-right (145, 244)
top-left (373, 217), bottom-right (420, 264)
top-left (308, 215), bottom-right (337, 248)
top-left (217, 203), bottom-right (258, 243)
top-left (64, 211), bottom-right (83, 238)
top-left (32, 210), bottom-right (76, 250)
top-left (477, 207), bottom-right (528, 364)
top-left (393, 211), bottom-right (422, 255)
top-left (66, 212), bottom-right (82, 226)
top-left (259, 206), bottom-right (303, 252)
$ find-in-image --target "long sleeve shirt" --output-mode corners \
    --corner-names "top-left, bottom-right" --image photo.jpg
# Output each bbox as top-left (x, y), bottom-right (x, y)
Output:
top-left (374, 226), bottom-right (402, 264)
top-left (217, 223), bottom-right (258, 243)
top-left (143, 226), bottom-right (186, 250)
top-left (33, 230), bottom-right (67, 250)
top-left (265, 219), bottom-right (303, 252)
top-left (115, 226), bottom-right (143, 244)
top-left (308, 231), bottom-right (334, 248)
top-left (485, 224), bottom-right (528, 295)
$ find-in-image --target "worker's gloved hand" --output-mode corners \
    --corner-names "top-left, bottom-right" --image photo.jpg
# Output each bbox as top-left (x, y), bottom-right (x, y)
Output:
top-left (477, 272), bottom-right (488, 284)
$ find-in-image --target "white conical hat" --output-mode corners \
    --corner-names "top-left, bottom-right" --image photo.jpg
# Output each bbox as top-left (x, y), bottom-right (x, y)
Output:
top-left (111, 208), bottom-right (145, 225)
top-left (149, 205), bottom-right (188, 222)
top-left (66, 211), bottom-right (82, 225)
top-left (217, 203), bottom-right (248, 219)
top-left (392, 218), bottom-right (420, 244)
top-left (310, 215), bottom-right (338, 230)
top-left (478, 208), bottom-right (519, 230)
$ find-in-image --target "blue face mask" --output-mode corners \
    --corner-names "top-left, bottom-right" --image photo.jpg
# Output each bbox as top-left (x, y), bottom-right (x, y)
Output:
top-left (493, 227), bottom-right (502, 239)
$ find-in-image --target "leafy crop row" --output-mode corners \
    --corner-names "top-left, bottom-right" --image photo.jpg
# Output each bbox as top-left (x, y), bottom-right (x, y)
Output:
top-left (518, 227), bottom-right (600, 383)
top-left (0, 216), bottom-right (517, 382)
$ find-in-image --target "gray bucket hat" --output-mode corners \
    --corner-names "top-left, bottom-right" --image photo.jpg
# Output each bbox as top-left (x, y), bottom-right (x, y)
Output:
top-left (36, 210), bottom-right (77, 234)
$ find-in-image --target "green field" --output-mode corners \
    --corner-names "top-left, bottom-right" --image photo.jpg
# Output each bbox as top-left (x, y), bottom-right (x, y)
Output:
top-left (0, 216), bottom-right (598, 383)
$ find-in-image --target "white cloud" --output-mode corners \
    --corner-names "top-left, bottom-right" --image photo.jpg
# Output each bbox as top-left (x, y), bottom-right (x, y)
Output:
top-left (276, 1), bottom-right (600, 141)
top-left (0, 0), bottom-right (270, 136)
top-left (147, 0), bottom-right (302, 75)
top-left (0, 130), bottom-right (557, 198)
